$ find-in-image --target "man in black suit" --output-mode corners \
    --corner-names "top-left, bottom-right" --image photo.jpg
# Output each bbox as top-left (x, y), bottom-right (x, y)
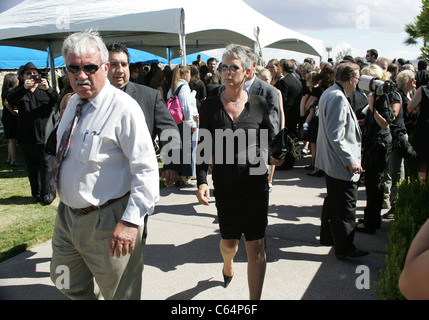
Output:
top-left (276, 59), bottom-right (303, 169)
top-left (243, 49), bottom-right (281, 135)
top-left (107, 43), bottom-right (181, 187)
top-left (7, 62), bottom-right (59, 204)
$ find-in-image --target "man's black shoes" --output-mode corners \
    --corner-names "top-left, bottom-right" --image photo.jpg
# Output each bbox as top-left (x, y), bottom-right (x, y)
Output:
top-left (336, 248), bottom-right (369, 260)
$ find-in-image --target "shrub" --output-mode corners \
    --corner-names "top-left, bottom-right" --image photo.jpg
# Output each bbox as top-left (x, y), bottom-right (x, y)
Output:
top-left (378, 177), bottom-right (429, 300)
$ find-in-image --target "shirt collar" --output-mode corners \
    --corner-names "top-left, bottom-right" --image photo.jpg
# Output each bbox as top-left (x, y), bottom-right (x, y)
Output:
top-left (335, 81), bottom-right (346, 94)
top-left (86, 79), bottom-right (111, 109)
top-left (243, 74), bottom-right (255, 92)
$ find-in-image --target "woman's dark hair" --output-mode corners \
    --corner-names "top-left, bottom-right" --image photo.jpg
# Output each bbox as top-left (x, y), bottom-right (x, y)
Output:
top-left (1, 73), bottom-right (18, 104)
top-left (319, 65), bottom-right (335, 88)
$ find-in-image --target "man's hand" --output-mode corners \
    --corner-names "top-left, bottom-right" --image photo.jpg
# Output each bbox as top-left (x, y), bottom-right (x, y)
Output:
top-left (161, 169), bottom-right (179, 187)
top-left (196, 184), bottom-right (210, 206)
top-left (39, 78), bottom-right (50, 90)
top-left (23, 79), bottom-right (36, 90)
top-left (107, 220), bottom-right (138, 258)
top-left (348, 162), bottom-right (363, 175)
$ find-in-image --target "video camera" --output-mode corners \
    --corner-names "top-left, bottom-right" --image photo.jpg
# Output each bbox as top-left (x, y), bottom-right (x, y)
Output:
top-left (359, 75), bottom-right (396, 96)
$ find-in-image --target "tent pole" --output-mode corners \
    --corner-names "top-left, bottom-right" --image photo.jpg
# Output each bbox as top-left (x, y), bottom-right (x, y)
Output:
top-left (47, 41), bottom-right (57, 90)
top-left (179, 8), bottom-right (186, 66)
top-left (180, 34), bottom-right (186, 66)
top-left (167, 47), bottom-right (171, 65)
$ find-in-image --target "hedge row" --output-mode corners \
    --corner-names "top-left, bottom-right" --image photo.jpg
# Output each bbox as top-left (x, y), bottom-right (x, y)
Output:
top-left (377, 177), bottom-right (429, 300)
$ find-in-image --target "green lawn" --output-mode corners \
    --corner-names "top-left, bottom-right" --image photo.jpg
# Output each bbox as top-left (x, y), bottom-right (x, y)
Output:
top-left (0, 144), bottom-right (59, 262)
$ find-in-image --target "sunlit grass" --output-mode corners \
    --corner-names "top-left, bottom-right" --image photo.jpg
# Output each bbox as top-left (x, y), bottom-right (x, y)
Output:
top-left (0, 144), bottom-right (58, 262)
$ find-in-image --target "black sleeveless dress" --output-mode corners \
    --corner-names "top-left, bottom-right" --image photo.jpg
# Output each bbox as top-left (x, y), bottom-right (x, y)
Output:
top-left (196, 93), bottom-right (275, 241)
top-left (413, 85), bottom-right (429, 161)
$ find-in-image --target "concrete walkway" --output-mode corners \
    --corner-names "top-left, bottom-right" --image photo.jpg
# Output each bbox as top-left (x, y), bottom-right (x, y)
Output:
top-left (0, 155), bottom-right (391, 300)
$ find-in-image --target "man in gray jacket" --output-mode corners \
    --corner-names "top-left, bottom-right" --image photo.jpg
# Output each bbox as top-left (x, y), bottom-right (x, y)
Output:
top-left (315, 62), bottom-right (369, 260)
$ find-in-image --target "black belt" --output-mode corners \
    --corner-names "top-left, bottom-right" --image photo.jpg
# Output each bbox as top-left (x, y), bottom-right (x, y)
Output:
top-left (74, 191), bottom-right (130, 214)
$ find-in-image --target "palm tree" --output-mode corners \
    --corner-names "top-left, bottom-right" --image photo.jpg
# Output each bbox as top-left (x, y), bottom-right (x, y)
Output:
top-left (404, 23), bottom-right (419, 46)
top-left (404, 0), bottom-right (429, 60)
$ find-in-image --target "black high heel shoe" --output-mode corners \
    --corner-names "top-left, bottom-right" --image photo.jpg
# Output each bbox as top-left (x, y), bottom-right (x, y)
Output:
top-left (223, 269), bottom-right (233, 288)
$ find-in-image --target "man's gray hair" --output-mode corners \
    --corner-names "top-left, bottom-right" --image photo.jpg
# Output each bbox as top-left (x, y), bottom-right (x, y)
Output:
top-left (335, 62), bottom-right (360, 82)
top-left (62, 29), bottom-right (109, 63)
top-left (223, 44), bottom-right (255, 70)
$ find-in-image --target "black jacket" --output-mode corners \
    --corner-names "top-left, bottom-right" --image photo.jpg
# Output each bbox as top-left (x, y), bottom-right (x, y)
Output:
top-left (123, 82), bottom-right (181, 172)
top-left (7, 85), bottom-right (58, 144)
top-left (276, 72), bottom-right (303, 114)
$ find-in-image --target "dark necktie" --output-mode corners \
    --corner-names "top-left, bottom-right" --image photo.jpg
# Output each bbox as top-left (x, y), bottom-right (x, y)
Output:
top-left (48, 99), bottom-right (88, 201)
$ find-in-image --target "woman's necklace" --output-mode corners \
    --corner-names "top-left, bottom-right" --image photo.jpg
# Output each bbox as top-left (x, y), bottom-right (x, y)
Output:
top-left (222, 92), bottom-right (246, 108)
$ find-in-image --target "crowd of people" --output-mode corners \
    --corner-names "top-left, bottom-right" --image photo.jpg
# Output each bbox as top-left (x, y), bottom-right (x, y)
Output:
top-left (1, 32), bottom-right (429, 300)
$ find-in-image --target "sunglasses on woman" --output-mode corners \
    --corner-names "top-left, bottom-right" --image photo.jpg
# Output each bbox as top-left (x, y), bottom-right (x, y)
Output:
top-left (66, 63), bottom-right (104, 74)
top-left (220, 64), bottom-right (241, 73)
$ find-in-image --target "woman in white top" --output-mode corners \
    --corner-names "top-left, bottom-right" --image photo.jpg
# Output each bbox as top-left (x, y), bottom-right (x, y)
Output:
top-left (167, 65), bottom-right (199, 187)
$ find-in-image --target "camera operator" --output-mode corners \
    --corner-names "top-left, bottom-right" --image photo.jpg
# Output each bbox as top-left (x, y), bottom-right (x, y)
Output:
top-left (7, 62), bottom-right (59, 205)
top-left (381, 70), bottom-right (417, 219)
top-left (356, 64), bottom-right (395, 234)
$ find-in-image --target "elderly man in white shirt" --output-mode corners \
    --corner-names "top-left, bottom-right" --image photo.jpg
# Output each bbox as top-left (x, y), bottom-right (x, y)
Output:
top-left (50, 30), bottom-right (159, 300)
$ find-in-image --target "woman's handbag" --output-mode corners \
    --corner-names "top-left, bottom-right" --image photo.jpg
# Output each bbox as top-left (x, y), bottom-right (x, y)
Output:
top-left (269, 128), bottom-right (289, 160)
top-left (166, 84), bottom-right (185, 124)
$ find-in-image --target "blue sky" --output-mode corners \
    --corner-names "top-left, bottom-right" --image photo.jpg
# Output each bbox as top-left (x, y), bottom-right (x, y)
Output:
top-left (242, 0), bottom-right (423, 63)
top-left (0, 0), bottom-right (24, 13)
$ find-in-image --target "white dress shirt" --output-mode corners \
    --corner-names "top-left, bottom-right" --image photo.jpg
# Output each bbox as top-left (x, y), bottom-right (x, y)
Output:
top-left (243, 74), bottom-right (256, 92)
top-left (57, 80), bottom-right (159, 225)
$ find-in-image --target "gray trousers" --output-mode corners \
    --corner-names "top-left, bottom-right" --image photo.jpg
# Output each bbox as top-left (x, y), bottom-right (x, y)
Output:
top-left (382, 147), bottom-right (405, 210)
top-left (50, 195), bottom-right (144, 300)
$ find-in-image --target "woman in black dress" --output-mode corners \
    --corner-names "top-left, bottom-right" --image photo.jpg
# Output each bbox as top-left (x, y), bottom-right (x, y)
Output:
top-left (407, 84), bottom-right (429, 181)
top-left (304, 65), bottom-right (335, 177)
top-left (1, 73), bottom-right (20, 166)
top-left (196, 44), bottom-right (279, 300)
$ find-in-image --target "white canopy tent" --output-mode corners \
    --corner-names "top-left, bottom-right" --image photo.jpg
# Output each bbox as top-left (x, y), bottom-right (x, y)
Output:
top-left (0, 0), bottom-right (323, 85)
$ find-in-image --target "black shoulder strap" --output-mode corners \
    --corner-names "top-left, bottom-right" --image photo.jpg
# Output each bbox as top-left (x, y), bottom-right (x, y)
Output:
top-left (174, 84), bottom-right (185, 96)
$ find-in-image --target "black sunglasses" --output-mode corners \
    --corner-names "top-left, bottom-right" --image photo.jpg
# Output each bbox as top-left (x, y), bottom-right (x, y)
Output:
top-left (220, 64), bottom-right (240, 73)
top-left (66, 63), bottom-right (104, 74)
